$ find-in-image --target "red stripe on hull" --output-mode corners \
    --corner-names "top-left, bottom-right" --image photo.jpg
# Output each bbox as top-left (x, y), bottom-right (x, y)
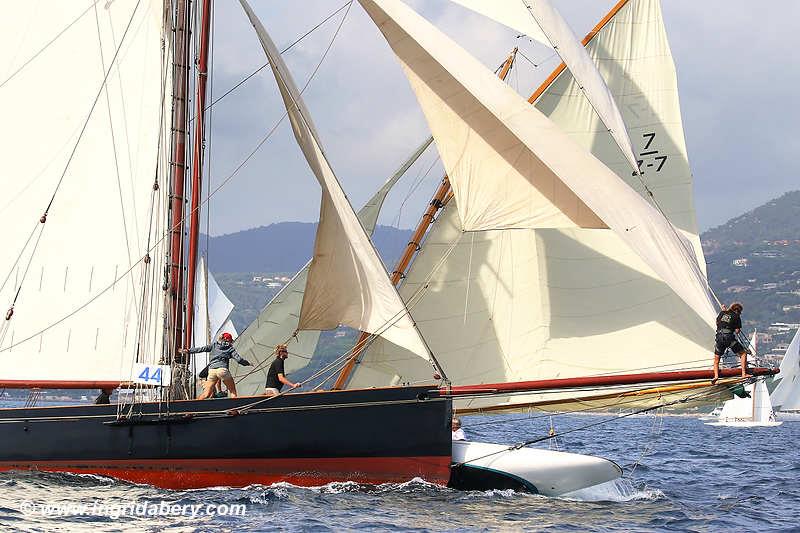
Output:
top-left (0, 457), bottom-right (452, 490)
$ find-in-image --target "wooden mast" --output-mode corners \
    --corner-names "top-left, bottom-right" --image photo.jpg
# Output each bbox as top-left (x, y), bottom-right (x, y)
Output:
top-left (332, 47), bottom-right (518, 390)
top-left (184, 0), bottom-right (213, 352)
top-left (167, 0), bottom-right (192, 365)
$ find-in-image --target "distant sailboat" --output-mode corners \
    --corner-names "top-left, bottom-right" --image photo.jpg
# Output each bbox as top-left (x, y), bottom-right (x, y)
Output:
top-left (771, 327), bottom-right (800, 419)
top-left (706, 379), bottom-right (782, 427)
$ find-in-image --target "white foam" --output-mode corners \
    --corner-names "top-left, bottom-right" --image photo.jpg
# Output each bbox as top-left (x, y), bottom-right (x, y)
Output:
top-left (559, 478), bottom-right (664, 502)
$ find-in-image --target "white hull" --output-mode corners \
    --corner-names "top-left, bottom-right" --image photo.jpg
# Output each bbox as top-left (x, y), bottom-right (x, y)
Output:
top-left (450, 440), bottom-right (622, 497)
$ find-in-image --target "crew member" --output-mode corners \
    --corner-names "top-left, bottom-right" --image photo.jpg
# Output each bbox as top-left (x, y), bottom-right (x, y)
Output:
top-left (181, 332), bottom-right (251, 399)
top-left (264, 344), bottom-right (299, 397)
top-left (712, 302), bottom-right (750, 384)
top-left (452, 417), bottom-right (466, 441)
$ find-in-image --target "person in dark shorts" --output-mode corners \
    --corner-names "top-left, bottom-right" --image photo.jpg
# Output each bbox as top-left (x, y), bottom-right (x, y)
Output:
top-left (264, 344), bottom-right (299, 397)
top-left (712, 302), bottom-right (750, 383)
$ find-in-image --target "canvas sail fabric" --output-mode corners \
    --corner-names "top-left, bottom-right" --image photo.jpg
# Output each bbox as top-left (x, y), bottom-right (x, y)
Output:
top-left (349, 0), bottom-right (717, 411)
top-left (0, 1), bottom-right (171, 382)
top-left (233, 138), bottom-right (432, 395)
top-left (447, 0), bottom-right (639, 175)
top-left (192, 257), bottom-right (238, 375)
top-left (771, 328), bottom-right (800, 411)
top-left (239, 0), bottom-right (432, 364)
top-left (358, 0), bottom-right (716, 325)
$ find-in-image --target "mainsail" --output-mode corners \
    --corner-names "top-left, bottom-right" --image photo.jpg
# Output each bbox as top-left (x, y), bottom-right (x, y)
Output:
top-left (348, 0), bottom-right (718, 410)
top-left (771, 328), bottom-right (800, 411)
top-left (239, 0), bottom-right (437, 369)
top-left (233, 138), bottom-right (433, 394)
top-left (0, 1), bottom-right (172, 384)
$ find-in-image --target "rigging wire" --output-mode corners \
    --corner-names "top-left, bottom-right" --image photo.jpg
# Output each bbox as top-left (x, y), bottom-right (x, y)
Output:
top-left (0, 0), bottom-right (353, 356)
top-left (190, 1), bottom-right (352, 122)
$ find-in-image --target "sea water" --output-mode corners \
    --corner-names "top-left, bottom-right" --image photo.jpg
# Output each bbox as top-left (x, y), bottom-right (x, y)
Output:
top-left (1, 411), bottom-right (798, 532)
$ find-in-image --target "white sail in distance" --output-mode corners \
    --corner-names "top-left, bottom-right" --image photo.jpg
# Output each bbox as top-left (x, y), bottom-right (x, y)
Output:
top-left (193, 257), bottom-right (237, 374)
top-left (447, 0), bottom-right (639, 175)
top-left (238, 0), bottom-right (435, 366)
top-left (771, 328), bottom-right (800, 411)
top-left (349, 0), bottom-right (717, 411)
top-left (0, 1), bottom-right (171, 383)
top-left (233, 138), bottom-right (433, 395)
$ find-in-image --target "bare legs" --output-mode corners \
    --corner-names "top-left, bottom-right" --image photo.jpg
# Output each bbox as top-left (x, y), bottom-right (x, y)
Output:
top-left (739, 351), bottom-right (748, 378)
top-left (712, 354), bottom-right (721, 384)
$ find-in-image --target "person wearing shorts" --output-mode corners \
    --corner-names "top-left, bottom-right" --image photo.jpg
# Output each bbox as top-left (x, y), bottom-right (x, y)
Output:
top-left (181, 332), bottom-right (251, 399)
top-left (712, 302), bottom-right (750, 383)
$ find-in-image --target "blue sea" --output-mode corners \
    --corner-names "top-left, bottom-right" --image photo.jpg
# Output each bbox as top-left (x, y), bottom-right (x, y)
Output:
top-left (1, 409), bottom-right (798, 532)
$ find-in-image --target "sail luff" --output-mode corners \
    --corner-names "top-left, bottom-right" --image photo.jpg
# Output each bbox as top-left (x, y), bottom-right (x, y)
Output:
top-left (237, 0), bottom-right (438, 369)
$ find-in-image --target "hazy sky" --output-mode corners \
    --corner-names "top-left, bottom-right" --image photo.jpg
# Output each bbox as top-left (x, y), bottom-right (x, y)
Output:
top-left (200, 1), bottom-right (800, 236)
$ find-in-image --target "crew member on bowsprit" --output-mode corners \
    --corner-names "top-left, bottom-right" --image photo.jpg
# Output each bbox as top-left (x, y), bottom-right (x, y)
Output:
top-left (712, 302), bottom-right (750, 384)
top-left (263, 344), bottom-right (299, 397)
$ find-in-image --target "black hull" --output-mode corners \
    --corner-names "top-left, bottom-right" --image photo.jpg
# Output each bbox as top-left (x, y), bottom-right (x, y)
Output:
top-left (0, 386), bottom-right (452, 488)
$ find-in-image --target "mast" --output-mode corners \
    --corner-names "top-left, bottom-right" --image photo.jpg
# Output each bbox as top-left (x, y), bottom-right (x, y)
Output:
top-left (332, 47), bottom-right (518, 390)
top-left (167, 0), bottom-right (192, 366)
top-left (184, 0), bottom-right (213, 352)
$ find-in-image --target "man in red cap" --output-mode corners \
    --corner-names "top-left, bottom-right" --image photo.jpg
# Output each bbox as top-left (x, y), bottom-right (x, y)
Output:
top-left (180, 332), bottom-right (251, 399)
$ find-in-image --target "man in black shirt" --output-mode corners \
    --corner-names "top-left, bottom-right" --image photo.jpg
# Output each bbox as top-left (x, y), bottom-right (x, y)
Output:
top-left (264, 344), bottom-right (299, 396)
top-left (712, 302), bottom-right (750, 383)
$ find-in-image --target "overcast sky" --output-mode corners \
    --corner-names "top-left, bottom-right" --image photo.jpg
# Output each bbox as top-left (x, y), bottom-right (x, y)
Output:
top-left (200, 1), bottom-right (800, 237)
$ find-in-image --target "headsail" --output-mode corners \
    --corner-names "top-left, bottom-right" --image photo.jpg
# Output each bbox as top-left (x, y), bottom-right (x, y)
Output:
top-left (239, 0), bottom-right (434, 366)
top-left (233, 138), bottom-right (433, 394)
top-left (348, 0), bottom-right (717, 410)
top-left (0, 1), bottom-right (171, 383)
top-left (448, 0), bottom-right (639, 175)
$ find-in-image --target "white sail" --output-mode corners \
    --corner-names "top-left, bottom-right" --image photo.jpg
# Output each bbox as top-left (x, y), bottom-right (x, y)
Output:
top-left (771, 328), bottom-right (800, 411)
top-left (447, 0), bottom-right (639, 174)
top-left (712, 380), bottom-right (781, 426)
top-left (239, 0), bottom-right (433, 365)
top-left (192, 257), bottom-right (237, 374)
top-left (349, 0), bottom-right (716, 409)
top-left (233, 138), bottom-right (432, 394)
top-left (0, 1), bottom-right (171, 383)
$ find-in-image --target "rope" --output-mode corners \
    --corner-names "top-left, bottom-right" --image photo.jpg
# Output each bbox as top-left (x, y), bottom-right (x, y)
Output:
top-left (0, 1), bottom-right (350, 356)
top-left (190, 1), bottom-right (352, 121)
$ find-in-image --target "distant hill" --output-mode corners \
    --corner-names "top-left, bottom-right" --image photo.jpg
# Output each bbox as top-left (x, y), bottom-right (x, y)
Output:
top-left (199, 222), bottom-right (413, 273)
top-left (702, 190), bottom-right (800, 339)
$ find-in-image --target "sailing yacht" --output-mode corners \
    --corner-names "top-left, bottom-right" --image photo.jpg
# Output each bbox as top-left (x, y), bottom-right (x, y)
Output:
top-left (770, 327), bottom-right (800, 420)
top-left (0, 0), bottom-right (777, 494)
top-left (706, 379), bottom-right (782, 427)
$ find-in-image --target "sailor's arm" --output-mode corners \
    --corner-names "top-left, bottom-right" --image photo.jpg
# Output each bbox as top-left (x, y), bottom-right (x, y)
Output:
top-left (182, 344), bottom-right (213, 354)
top-left (278, 373), bottom-right (298, 389)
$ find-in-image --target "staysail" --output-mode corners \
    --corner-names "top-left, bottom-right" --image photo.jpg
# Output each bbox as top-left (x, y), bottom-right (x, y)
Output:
top-left (771, 328), bottom-right (800, 411)
top-left (233, 138), bottom-right (433, 394)
top-left (0, 1), bottom-right (172, 384)
top-left (448, 0), bottom-right (639, 175)
top-left (348, 0), bottom-right (717, 410)
top-left (239, 0), bottom-right (436, 369)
